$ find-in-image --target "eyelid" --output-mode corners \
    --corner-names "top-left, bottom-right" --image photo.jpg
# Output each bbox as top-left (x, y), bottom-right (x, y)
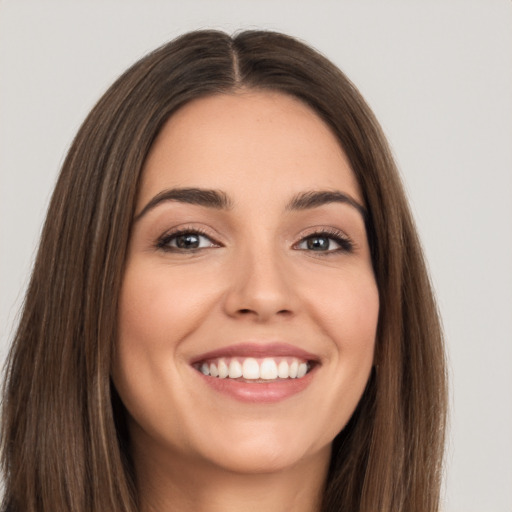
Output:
top-left (154, 223), bottom-right (355, 254)
top-left (156, 225), bottom-right (222, 251)
top-left (293, 227), bottom-right (354, 253)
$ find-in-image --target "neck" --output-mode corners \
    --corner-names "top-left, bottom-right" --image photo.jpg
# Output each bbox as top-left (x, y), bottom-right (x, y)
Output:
top-left (133, 440), bottom-right (330, 512)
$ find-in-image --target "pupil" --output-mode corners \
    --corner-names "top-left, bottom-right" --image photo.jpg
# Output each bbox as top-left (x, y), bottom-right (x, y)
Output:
top-left (176, 233), bottom-right (200, 249)
top-left (307, 236), bottom-right (328, 250)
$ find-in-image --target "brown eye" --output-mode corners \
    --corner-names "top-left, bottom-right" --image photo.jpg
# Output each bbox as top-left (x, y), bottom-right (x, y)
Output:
top-left (157, 231), bottom-right (217, 251)
top-left (305, 235), bottom-right (331, 251)
top-left (175, 233), bottom-right (201, 249)
top-left (295, 231), bottom-right (353, 253)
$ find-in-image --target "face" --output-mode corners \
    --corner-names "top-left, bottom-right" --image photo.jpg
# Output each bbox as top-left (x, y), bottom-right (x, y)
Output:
top-left (113, 91), bottom-right (379, 478)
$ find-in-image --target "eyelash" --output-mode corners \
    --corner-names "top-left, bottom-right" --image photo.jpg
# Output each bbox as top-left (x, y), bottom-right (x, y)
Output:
top-left (156, 227), bottom-right (218, 252)
top-left (155, 227), bottom-right (354, 254)
top-left (294, 228), bottom-right (354, 254)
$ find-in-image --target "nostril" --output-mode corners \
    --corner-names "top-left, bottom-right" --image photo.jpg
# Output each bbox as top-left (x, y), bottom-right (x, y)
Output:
top-left (237, 308), bottom-right (291, 316)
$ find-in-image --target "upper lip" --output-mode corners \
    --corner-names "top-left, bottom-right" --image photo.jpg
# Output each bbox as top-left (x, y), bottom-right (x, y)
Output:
top-left (190, 342), bottom-right (319, 365)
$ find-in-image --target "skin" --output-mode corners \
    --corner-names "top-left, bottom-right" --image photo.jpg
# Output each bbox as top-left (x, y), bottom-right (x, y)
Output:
top-left (113, 90), bottom-right (379, 512)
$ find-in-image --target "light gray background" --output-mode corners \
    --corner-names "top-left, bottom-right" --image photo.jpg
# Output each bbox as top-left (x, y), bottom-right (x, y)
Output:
top-left (1, 1), bottom-right (511, 511)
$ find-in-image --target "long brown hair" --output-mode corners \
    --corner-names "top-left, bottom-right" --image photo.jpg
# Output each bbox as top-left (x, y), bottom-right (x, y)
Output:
top-left (1, 30), bottom-right (447, 511)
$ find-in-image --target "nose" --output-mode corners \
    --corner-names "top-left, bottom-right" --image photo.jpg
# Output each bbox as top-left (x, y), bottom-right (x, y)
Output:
top-left (222, 244), bottom-right (297, 322)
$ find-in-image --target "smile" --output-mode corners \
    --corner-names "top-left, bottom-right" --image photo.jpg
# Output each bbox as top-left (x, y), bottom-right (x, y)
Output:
top-left (195, 357), bottom-right (311, 381)
top-left (190, 343), bottom-right (319, 403)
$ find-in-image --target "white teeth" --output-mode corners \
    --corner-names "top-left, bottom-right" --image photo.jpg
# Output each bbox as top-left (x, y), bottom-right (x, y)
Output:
top-left (198, 357), bottom-right (311, 380)
top-left (209, 363), bottom-right (219, 377)
top-left (289, 360), bottom-right (299, 378)
top-left (242, 358), bottom-right (260, 379)
top-left (260, 358), bottom-right (278, 380)
top-left (278, 360), bottom-right (289, 378)
top-left (297, 362), bottom-right (308, 378)
top-left (218, 359), bottom-right (229, 378)
top-left (228, 359), bottom-right (243, 379)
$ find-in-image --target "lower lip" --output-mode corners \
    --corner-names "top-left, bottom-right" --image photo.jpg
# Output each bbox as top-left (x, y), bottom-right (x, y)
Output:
top-left (195, 367), bottom-right (317, 403)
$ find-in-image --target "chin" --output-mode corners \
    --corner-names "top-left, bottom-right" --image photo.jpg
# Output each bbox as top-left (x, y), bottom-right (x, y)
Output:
top-left (203, 445), bottom-right (321, 476)
top-left (188, 420), bottom-right (333, 476)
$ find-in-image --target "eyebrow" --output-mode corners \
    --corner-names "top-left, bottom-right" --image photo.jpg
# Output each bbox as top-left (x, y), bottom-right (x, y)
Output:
top-left (134, 187), bottom-right (367, 222)
top-left (286, 190), bottom-right (367, 219)
top-left (134, 187), bottom-right (233, 222)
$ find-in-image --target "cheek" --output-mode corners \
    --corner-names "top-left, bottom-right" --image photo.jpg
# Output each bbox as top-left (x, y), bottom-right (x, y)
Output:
top-left (114, 261), bottom-right (209, 395)
top-left (117, 260), bottom-right (219, 347)
top-left (303, 264), bottom-right (379, 352)
top-left (329, 283), bottom-right (378, 377)
top-left (113, 260), bottom-right (225, 445)
top-left (300, 265), bottom-right (378, 406)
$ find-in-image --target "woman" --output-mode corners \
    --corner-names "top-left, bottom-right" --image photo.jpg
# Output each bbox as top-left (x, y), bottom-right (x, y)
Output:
top-left (1, 30), bottom-right (447, 511)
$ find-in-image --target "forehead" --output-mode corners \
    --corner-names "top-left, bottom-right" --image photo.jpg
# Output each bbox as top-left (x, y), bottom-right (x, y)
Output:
top-left (138, 90), bottom-right (362, 208)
